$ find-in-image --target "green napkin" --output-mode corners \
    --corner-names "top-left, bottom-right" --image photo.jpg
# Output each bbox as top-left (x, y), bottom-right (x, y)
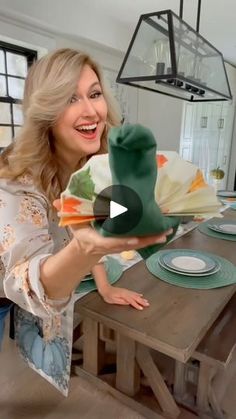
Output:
top-left (94, 124), bottom-right (180, 259)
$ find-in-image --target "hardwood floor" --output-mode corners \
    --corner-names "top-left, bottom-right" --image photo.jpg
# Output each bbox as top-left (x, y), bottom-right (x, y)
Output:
top-left (0, 326), bottom-right (235, 419)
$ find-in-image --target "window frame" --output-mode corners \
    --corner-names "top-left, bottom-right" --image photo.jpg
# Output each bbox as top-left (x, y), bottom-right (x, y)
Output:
top-left (0, 41), bottom-right (37, 149)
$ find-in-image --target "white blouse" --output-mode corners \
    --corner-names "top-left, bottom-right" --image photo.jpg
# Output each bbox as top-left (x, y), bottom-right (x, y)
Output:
top-left (0, 173), bottom-right (76, 395)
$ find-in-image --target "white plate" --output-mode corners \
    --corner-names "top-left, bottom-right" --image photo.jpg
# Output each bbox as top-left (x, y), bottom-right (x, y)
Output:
top-left (160, 250), bottom-right (216, 274)
top-left (217, 191), bottom-right (236, 198)
top-left (81, 274), bottom-right (93, 282)
top-left (208, 222), bottom-right (236, 235)
top-left (158, 258), bottom-right (221, 277)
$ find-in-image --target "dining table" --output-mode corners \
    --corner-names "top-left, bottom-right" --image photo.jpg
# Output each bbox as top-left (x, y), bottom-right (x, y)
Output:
top-left (74, 208), bottom-right (236, 419)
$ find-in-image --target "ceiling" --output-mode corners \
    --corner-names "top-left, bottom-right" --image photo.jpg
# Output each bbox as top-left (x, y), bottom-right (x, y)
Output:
top-left (97, 0), bottom-right (236, 66)
top-left (0, 0), bottom-right (235, 66)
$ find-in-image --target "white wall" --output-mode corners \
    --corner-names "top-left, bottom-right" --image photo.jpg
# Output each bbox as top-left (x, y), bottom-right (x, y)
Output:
top-left (225, 63), bottom-right (236, 189)
top-left (1, 10), bottom-right (182, 145)
top-left (137, 89), bottom-right (184, 151)
top-left (1, 4), bottom-right (235, 166)
top-left (0, 14), bottom-right (55, 55)
top-left (0, 0), bottom-right (133, 53)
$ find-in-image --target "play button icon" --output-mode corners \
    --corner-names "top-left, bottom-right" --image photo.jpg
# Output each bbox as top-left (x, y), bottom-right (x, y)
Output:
top-left (93, 185), bottom-right (143, 235)
top-left (110, 201), bottom-right (128, 219)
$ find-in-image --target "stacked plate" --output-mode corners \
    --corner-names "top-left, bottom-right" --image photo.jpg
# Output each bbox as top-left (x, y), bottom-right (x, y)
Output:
top-left (207, 221), bottom-right (236, 235)
top-left (158, 249), bottom-right (221, 277)
top-left (217, 190), bottom-right (236, 198)
top-left (82, 273), bottom-right (93, 282)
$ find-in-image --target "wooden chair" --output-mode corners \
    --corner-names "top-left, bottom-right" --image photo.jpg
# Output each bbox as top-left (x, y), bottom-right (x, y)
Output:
top-left (174, 292), bottom-right (236, 418)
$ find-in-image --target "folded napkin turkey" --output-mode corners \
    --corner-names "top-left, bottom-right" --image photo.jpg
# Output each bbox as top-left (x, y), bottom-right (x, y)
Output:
top-left (59, 124), bottom-right (221, 259)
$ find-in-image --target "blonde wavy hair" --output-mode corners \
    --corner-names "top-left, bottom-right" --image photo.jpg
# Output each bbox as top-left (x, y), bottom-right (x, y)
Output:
top-left (0, 48), bottom-right (121, 203)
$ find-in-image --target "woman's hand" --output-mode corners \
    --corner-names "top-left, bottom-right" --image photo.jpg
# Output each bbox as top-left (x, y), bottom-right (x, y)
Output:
top-left (53, 199), bottom-right (173, 256)
top-left (99, 285), bottom-right (150, 310)
top-left (71, 225), bottom-right (172, 256)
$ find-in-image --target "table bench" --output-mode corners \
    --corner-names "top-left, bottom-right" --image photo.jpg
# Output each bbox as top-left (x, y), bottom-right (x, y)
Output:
top-left (174, 292), bottom-right (236, 418)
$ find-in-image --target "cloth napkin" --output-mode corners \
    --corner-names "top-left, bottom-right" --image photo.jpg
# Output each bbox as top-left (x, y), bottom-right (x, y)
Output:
top-left (59, 124), bottom-right (221, 258)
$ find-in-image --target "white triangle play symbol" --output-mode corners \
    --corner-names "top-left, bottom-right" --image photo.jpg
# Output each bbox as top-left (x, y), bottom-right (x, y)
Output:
top-left (110, 200), bottom-right (128, 219)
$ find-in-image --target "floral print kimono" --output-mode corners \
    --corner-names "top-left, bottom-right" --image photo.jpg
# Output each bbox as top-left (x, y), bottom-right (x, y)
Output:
top-left (0, 174), bottom-right (76, 395)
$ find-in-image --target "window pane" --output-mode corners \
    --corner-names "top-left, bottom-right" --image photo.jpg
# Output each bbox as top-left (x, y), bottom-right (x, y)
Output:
top-left (13, 103), bottom-right (23, 125)
top-left (0, 75), bottom-right (7, 96)
top-left (0, 103), bottom-right (11, 124)
top-left (6, 52), bottom-right (27, 77)
top-left (0, 126), bottom-right (12, 147)
top-left (8, 76), bottom-right (25, 99)
top-left (14, 126), bottom-right (22, 138)
top-left (0, 50), bottom-right (5, 73)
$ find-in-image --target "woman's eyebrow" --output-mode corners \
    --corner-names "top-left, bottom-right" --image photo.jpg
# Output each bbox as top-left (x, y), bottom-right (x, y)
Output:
top-left (89, 81), bottom-right (101, 89)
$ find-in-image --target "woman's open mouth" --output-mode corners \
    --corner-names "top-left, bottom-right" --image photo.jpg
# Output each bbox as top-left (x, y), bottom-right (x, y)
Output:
top-left (75, 123), bottom-right (98, 140)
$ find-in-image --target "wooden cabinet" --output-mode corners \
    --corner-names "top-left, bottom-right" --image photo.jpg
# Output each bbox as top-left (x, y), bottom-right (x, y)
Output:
top-left (180, 101), bottom-right (235, 189)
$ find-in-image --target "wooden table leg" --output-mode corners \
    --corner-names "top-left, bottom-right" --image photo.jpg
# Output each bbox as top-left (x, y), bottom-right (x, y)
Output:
top-left (196, 362), bottom-right (226, 418)
top-left (83, 317), bottom-right (105, 376)
top-left (174, 360), bottom-right (187, 400)
top-left (116, 333), bottom-right (140, 396)
top-left (136, 343), bottom-right (180, 419)
top-left (196, 363), bottom-right (213, 412)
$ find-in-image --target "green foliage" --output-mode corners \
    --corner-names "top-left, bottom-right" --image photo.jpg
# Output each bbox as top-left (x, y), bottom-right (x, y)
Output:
top-left (68, 167), bottom-right (95, 200)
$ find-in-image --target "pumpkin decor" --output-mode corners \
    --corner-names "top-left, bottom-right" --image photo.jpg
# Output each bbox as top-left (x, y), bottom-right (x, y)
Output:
top-left (210, 167), bottom-right (225, 180)
top-left (18, 320), bottom-right (69, 379)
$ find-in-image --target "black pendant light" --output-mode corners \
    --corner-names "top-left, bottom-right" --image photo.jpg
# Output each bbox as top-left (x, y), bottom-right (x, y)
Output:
top-left (116, 0), bottom-right (232, 102)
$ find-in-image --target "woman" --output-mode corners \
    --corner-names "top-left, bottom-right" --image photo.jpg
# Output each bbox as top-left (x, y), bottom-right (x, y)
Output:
top-left (0, 48), bottom-right (171, 394)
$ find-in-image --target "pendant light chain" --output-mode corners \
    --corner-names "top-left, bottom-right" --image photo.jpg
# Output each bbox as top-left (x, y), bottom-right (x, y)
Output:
top-left (179, 0), bottom-right (184, 19)
top-left (196, 0), bottom-right (202, 32)
top-left (179, 0), bottom-right (202, 33)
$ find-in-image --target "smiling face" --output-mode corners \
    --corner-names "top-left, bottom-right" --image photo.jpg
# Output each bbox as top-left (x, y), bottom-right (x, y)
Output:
top-left (52, 64), bottom-right (108, 170)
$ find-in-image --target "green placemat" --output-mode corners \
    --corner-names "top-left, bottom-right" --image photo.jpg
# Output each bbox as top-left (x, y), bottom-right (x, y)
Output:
top-left (146, 250), bottom-right (236, 289)
top-left (76, 256), bottom-right (123, 294)
top-left (198, 221), bottom-right (236, 241)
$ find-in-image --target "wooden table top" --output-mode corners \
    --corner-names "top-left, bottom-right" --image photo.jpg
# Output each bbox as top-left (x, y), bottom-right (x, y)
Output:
top-left (75, 209), bottom-right (236, 363)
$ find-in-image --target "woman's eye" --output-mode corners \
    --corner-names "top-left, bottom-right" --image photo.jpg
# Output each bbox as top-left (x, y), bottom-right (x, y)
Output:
top-left (70, 95), bottom-right (78, 103)
top-left (90, 91), bottom-right (102, 99)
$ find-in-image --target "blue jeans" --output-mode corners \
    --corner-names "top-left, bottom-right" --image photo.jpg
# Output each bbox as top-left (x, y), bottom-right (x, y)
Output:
top-left (0, 304), bottom-right (13, 349)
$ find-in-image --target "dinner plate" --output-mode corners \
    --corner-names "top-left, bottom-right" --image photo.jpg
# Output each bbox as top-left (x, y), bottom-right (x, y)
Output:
top-left (217, 190), bottom-right (236, 198)
top-left (159, 250), bottom-right (216, 274)
top-left (220, 199), bottom-right (236, 207)
top-left (82, 274), bottom-right (93, 282)
top-left (158, 257), bottom-right (221, 277)
top-left (208, 222), bottom-right (236, 235)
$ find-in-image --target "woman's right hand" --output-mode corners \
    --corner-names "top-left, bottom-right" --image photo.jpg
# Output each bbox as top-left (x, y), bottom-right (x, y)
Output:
top-left (71, 225), bottom-right (173, 257)
top-left (53, 199), bottom-right (173, 257)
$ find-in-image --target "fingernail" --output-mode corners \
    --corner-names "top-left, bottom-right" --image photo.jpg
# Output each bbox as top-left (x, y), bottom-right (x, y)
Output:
top-left (127, 238), bottom-right (139, 245)
top-left (166, 228), bottom-right (173, 235)
top-left (139, 306), bottom-right (143, 310)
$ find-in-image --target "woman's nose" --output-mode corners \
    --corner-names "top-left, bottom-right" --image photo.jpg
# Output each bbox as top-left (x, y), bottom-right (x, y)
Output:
top-left (80, 97), bottom-right (97, 116)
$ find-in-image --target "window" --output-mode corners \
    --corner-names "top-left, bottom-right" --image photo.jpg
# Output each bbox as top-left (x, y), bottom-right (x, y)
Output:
top-left (0, 41), bottom-right (37, 151)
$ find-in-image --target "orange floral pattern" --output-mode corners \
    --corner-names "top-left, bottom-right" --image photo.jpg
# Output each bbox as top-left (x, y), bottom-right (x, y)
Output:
top-left (11, 260), bottom-right (34, 297)
top-left (16, 196), bottom-right (46, 227)
top-left (0, 224), bottom-right (16, 255)
top-left (16, 173), bottom-right (34, 186)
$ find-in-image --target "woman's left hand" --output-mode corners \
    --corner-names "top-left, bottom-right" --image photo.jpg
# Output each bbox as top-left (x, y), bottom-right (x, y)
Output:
top-left (99, 285), bottom-right (150, 310)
